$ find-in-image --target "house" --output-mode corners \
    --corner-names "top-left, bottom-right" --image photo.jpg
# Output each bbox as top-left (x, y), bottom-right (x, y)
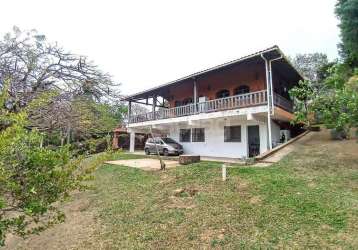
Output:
top-left (123, 46), bottom-right (304, 158)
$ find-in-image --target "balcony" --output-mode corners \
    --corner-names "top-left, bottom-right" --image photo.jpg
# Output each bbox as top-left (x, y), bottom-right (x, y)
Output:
top-left (128, 90), bottom-right (293, 124)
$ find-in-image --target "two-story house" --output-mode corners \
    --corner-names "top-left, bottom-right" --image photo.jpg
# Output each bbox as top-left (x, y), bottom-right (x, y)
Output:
top-left (123, 46), bottom-right (304, 158)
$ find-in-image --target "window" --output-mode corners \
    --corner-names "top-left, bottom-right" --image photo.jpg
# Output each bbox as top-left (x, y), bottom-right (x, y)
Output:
top-left (192, 128), bottom-right (205, 142)
top-left (182, 98), bottom-right (193, 105)
top-left (179, 129), bottom-right (191, 142)
top-left (154, 138), bottom-right (163, 144)
top-left (234, 85), bottom-right (250, 95)
top-left (162, 137), bottom-right (177, 144)
top-left (224, 126), bottom-right (241, 142)
top-left (216, 89), bottom-right (230, 98)
top-left (174, 100), bottom-right (182, 107)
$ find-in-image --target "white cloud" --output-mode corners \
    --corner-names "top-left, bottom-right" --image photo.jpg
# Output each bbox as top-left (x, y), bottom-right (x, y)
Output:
top-left (0, 0), bottom-right (340, 95)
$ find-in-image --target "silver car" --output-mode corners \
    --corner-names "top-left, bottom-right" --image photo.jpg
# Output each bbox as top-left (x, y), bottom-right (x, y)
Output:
top-left (144, 137), bottom-right (184, 156)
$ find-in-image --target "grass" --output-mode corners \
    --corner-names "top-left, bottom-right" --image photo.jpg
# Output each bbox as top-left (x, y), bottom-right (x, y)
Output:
top-left (84, 133), bottom-right (358, 249)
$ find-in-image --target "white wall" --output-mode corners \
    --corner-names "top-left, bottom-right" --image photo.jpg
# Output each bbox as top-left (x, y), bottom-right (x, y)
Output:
top-left (168, 118), bottom-right (268, 158)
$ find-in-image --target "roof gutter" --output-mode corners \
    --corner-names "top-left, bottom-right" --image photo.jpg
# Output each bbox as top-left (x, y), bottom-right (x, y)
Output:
top-left (260, 53), bottom-right (283, 150)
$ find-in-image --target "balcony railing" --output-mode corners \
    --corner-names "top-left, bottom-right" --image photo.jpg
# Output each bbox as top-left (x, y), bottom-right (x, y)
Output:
top-left (129, 90), bottom-right (292, 124)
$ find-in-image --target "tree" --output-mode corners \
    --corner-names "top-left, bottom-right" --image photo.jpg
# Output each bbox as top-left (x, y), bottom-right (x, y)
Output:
top-left (0, 27), bottom-right (119, 111)
top-left (289, 80), bottom-right (316, 127)
top-left (0, 81), bottom-right (90, 245)
top-left (0, 27), bottom-right (125, 145)
top-left (335, 0), bottom-right (358, 66)
top-left (291, 53), bottom-right (329, 83)
top-left (314, 66), bottom-right (358, 138)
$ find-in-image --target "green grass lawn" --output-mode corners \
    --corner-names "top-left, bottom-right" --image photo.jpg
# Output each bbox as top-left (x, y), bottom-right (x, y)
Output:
top-left (87, 134), bottom-right (358, 249)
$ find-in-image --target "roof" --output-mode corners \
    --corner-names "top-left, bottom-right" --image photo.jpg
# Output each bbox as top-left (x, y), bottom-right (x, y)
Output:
top-left (123, 45), bottom-right (304, 101)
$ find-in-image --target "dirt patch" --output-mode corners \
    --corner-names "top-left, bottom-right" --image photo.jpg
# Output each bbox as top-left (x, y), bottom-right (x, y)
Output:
top-left (173, 187), bottom-right (199, 197)
top-left (249, 196), bottom-right (261, 205)
top-left (167, 196), bottom-right (196, 209)
top-left (4, 191), bottom-right (100, 250)
top-left (106, 158), bottom-right (178, 171)
top-left (200, 228), bottom-right (226, 243)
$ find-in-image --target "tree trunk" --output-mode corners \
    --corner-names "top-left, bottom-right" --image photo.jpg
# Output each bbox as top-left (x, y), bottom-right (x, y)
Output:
top-left (150, 126), bottom-right (165, 170)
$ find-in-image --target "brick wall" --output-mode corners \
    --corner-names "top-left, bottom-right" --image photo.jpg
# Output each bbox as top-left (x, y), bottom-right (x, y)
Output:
top-left (167, 60), bottom-right (266, 107)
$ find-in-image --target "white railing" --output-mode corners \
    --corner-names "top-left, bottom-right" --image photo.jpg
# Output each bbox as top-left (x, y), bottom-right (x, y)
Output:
top-left (129, 90), bottom-right (292, 123)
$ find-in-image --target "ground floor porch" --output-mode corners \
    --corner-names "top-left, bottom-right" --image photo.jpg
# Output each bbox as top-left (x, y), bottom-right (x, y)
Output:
top-left (127, 112), bottom-right (294, 159)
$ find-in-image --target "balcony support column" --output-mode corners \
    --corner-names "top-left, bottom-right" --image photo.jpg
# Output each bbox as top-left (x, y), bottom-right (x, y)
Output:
top-left (193, 78), bottom-right (198, 113)
top-left (129, 130), bottom-right (135, 153)
top-left (128, 100), bottom-right (132, 124)
top-left (152, 95), bottom-right (157, 120)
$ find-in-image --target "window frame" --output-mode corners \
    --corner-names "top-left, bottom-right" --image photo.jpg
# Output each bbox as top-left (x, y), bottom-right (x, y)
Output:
top-left (179, 129), bottom-right (191, 142)
top-left (224, 125), bottom-right (242, 142)
top-left (192, 128), bottom-right (205, 142)
top-left (216, 89), bottom-right (230, 99)
top-left (234, 85), bottom-right (250, 95)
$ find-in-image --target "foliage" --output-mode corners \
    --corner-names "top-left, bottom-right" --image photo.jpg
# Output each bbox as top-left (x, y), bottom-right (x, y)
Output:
top-left (0, 27), bottom-right (125, 146)
top-left (289, 80), bottom-right (316, 127)
top-left (0, 27), bottom-right (119, 111)
top-left (335, 0), bottom-right (358, 66)
top-left (0, 82), bottom-right (90, 245)
top-left (314, 66), bottom-right (358, 136)
top-left (291, 53), bottom-right (329, 83)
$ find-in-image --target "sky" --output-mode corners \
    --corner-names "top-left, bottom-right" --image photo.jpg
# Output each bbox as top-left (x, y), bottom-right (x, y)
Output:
top-left (0, 0), bottom-right (340, 96)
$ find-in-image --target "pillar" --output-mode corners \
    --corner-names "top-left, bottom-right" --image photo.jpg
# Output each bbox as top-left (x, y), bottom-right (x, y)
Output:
top-left (193, 78), bottom-right (198, 112)
top-left (129, 131), bottom-right (135, 152)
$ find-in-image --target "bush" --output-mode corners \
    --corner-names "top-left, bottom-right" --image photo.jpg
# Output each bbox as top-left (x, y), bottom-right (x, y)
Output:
top-left (330, 128), bottom-right (349, 140)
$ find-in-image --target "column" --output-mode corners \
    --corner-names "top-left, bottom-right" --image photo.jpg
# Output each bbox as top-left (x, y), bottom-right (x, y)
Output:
top-left (152, 95), bottom-right (157, 120)
top-left (128, 100), bottom-right (132, 123)
top-left (129, 131), bottom-right (135, 153)
top-left (193, 78), bottom-right (198, 112)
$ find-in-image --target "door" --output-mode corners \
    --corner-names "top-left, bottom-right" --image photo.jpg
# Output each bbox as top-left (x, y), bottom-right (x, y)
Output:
top-left (248, 125), bottom-right (260, 157)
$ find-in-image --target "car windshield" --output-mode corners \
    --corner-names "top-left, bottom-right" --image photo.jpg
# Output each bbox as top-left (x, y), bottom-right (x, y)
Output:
top-left (162, 138), bottom-right (177, 144)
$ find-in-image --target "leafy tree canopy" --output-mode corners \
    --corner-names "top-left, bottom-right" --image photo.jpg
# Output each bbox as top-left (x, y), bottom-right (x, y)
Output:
top-left (335, 0), bottom-right (358, 66)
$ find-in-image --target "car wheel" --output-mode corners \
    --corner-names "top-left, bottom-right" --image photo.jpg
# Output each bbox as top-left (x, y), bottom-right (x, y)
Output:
top-left (163, 149), bottom-right (169, 156)
top-left (145, 148), bottom-right (150, 155)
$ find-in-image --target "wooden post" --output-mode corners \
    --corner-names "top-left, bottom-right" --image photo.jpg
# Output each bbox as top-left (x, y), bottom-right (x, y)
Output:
top-left (222, 164), bottom-right (227, 181)
top-left (152, 95), bottom-right (157, 120)
top-left (193, 78), bottom-right (198, 113)
top-left (128, 100), bottom-right (132, 123)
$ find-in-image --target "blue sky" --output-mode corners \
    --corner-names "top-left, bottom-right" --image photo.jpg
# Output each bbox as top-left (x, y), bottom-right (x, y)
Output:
top-left (0, 0), bottom-right (340, 95)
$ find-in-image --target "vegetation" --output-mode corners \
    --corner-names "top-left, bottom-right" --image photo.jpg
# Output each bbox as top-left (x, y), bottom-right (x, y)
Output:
top-left (289, 1), bottom-right (358, 137)
top-left (0, 27), bottom-right (125, 245)
top-left (335, 0), bottom-right (358, 67)
top-left (0, 27), bottom-right (125, 147)
top-left (60, 130), bottom-right (357, 249)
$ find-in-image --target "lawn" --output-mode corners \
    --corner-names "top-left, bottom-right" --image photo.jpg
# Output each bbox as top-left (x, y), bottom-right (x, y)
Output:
top-left (82, 131), bottom-right (358, 249)
top-left (7, 131), bottom-right (358, 249)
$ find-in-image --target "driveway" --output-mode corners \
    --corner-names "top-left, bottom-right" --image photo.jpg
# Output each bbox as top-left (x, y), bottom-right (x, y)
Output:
top-left (106, 158), bottom-right (178, 171)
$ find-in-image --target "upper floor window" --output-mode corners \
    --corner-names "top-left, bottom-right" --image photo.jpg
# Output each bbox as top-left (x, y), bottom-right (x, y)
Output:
top-left (216, 89), bottom-right (230, 99)
top-left (234, 85), bottom-right (250, 95)
top-left (182, 98), bottom-right (193, 105)
top-left (174, 100), bottom-right (182, 107)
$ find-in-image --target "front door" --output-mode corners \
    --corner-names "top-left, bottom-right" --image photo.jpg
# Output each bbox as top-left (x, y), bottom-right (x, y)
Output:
top-left (248, 125), bottom-right (260, 157)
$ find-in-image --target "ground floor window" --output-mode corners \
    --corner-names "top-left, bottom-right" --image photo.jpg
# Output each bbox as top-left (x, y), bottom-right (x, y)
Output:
top-left (224, 125), bottom-right (241, 142)
top-left (179, 129), bottom-right (191, 142)
top-left (192, 128), bottom-right (205, 142)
